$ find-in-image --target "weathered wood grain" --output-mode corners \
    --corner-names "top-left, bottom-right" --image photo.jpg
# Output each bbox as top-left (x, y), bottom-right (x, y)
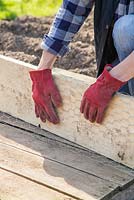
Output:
top-left (110, 183), bottom-right (134, 200)
top-left (0, 168), bottom-right (75, 200)
top-left (0, 122), bottom-right (134, 188)
top-left (0, 143), bottom-right (118, 200)
top-left (0, 111), bottom-right (85, 149)
top-left (0, 55), bottom-right (134, 168)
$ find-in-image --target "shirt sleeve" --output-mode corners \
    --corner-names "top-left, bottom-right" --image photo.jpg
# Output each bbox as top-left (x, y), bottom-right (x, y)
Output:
top-left (41, 0), bottom-right (94, 57)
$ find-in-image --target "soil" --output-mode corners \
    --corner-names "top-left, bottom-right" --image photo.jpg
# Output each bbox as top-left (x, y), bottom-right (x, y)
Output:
top-left (0, 14), bottom-right (96, 77)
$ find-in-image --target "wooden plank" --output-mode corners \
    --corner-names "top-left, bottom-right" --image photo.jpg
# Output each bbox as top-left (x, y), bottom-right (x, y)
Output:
top-left (0, 122), bottom-right (134, 188)
top-left (0, 143), bottom-right (118, 200)
top-left (0, 55), bottom-right (134, 168)
top-left (0, 111), bottom-right (87, 149)
top-left (0, 168), bottom-right (76, 200)
top-left (109, 183), bottom-right (134, 200)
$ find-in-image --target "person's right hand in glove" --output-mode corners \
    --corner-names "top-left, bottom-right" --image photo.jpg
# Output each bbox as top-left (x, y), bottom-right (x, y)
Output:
top-left (29, 51), bottom-right (62, 124)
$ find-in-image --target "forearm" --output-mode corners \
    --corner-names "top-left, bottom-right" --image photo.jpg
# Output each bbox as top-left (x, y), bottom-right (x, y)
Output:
top-left (41, 0), bottom-right (94, 57)
top-left (38, 0), bottom-right (95, 70)
top-left (38, 50), bottom-right (57, 70)
top-left (110, 51), bottom-right (134, 82)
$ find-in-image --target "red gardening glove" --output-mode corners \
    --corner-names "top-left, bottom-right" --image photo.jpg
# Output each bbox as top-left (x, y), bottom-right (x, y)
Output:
top-left (29, 69), bottom-right (62, 124)
top-left (80, 65), bottom-right (126, 124)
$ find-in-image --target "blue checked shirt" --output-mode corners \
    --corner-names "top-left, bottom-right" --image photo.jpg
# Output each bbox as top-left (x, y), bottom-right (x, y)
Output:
top-left (41, 0), bottom-right (134, 57)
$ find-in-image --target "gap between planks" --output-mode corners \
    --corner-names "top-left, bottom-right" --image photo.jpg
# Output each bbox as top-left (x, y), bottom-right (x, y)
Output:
top-left (0, 142), bottom-right (118, 200)
top-left (1, 119), bottom-right (134, 199)
top-left (0, 141), bottom-right (111, 182)
top-left (0, 167), bottom-right (77, 200)
top-left (1, 112), bottom-right (134, 180)
top-left (0, 121), bottom-right (134, 186)
top-left (0, 111), bottom-right (88, 151)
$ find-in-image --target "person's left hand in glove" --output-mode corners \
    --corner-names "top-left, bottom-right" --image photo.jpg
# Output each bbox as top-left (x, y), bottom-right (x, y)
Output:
top-left (80, 65), bottom-right (126, 123)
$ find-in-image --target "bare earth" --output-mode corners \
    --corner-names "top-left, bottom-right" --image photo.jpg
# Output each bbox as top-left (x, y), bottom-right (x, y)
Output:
top-left (0, 14), bottom-right (96, 77)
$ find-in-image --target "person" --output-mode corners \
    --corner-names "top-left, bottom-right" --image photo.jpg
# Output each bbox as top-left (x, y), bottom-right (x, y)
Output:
top-left (29, 0), bottom-right (134, 124)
